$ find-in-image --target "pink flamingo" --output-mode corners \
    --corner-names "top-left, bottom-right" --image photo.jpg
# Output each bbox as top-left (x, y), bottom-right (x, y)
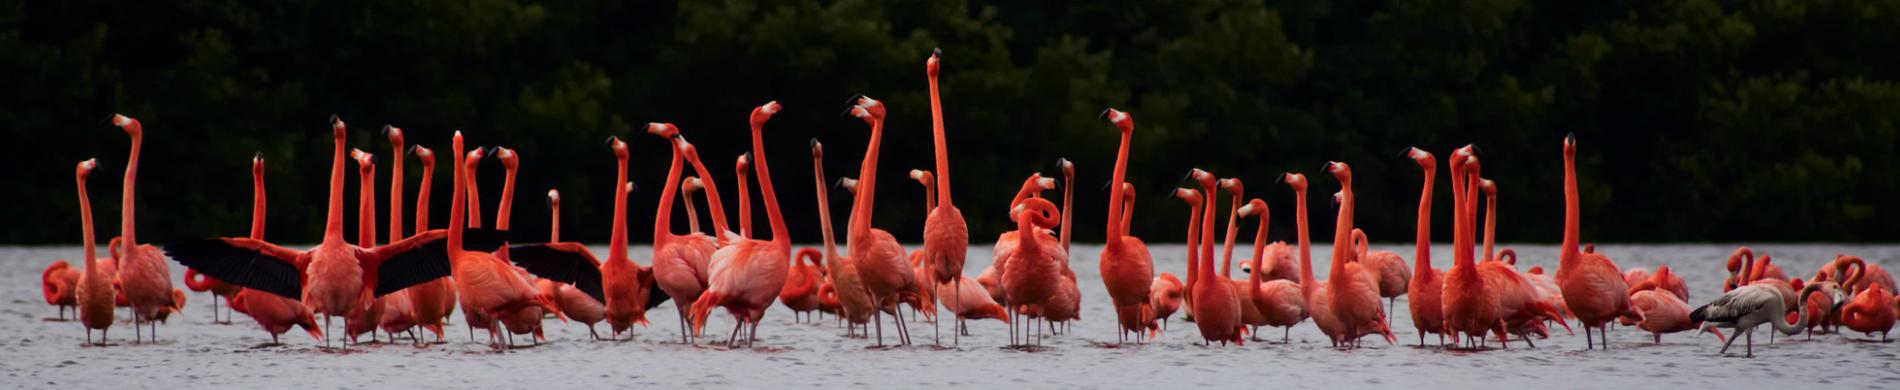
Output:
top-left (1558, 134), bottom-right (1639, 349)
top-left (107, 114), bottom-right (177, 343)
top-left (836, 96), bottom-right (916, 347)
top-left (1097, 108), bottom-right (1156, 343)
top-left (689, 101), bottom-right (794, 348)
top-left (73, 159), bottom-right (117, 344)
top-left (920, 49), bottom-right (973, 346)
top-left (509, 137), bottom-right (661, 341)
top-left (810, 140), bottom-right (874, 336)
top-left (647, 123), bottom-right (722, 343)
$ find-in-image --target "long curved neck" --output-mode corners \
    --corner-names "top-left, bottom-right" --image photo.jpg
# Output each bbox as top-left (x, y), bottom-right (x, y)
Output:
top-left (1199, 194), bottom-right (1218, 288)
top-left (1221, 190), bottom-right (1242, 278)
top-left (928, 66), bottom-right (953, 209)
top-left (848, 119), bottom-right (883, 238)
top-left (683, 189), bottom-right (700, 233)
top-left (358, 162), bottom-right (376, 246)
top-left (813, 153), bottom-right (838, 259)
top-left (1450, 160), bottom-right (1471, 269)
top-left (549, 199), bottom-right (560, 243)
top-left (466, 159), bottom-right (483, 229)
top-left (1120, 189), bottom-right (1134, 237)
top-left (389, 141), bottom-right (404, 243)
top-left (498, 163), bottom-right (517, 230)
top-left (1483, 189), bottom-right (1497, 261)
top-left (1060, 171), bottom-right (1073, 252)
top-left (1773, 288), bottom-right (1819, 334)
top-left (447, 138), bottom-right (466, 256)
top-left (1105, 129), bottom-right (1131, 242)
top-left (1184, 199), bottom-right (1202, 293)
top-left (1295, 186), bottom-right (1314, 293)
top-left (923, 176), bottom-right (937, 212)
top-left (414, 158), bottom-right (433, 235)
top-left (1250, 211), bottom-right (1268, 286)
top-left (652, 151), bottom-right (682, 248)
top-left (1562, 148), bottom-right (1580, 261)
top-left (1413, 164), bottom-right (1434, 274)
top-left (1329, 179), bottom-right (1354, 285)
top-left (323, 133), bottom-right (345, 243)
top-left (252, 164), bottom-right (266, 241)
top-left (737, 161), bottom-right (752, 239)
top-left (1464, 168), bottom-right (1481, 266)
top-left (685, 153), bottom-right (732, 237)
top-left (752, 119), bottom-right (788, 244)
top-left (608, 149), bottom-right (630, 261)
top-left (79, 173), bottom-right (97, 268)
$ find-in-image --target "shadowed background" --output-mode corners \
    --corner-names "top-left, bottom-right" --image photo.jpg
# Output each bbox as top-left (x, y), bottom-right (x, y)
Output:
top-left (5, 0), bottom-right (1898, 245)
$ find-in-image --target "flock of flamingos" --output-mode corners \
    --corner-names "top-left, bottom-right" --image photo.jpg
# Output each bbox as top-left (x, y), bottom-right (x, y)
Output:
top-left (37, 50), bottom-right (1900, 358)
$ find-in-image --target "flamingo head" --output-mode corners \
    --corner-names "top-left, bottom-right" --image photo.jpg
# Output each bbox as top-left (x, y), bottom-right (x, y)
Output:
top-left (624, 182), bottom-right (636, 195)
top-left (1169, 187), bottom-right (1202, 207)
top-left (1058, 157), bottom-right (1074, 178)
top-left (751, 100), bottom-right (782, 129)
top-left (682, 176), bottom-right (703, 194)
top-left (351, 149), bottom-right (374, 169)
top-left (1099, 108), bottom-right (1133, 133)
top-left (1563, 132), bottom-right (1577, 158)
top-left (382, 125), bottom-right (404, 145)
top-left (1404, 147), bottom-right (1435, 170)
top-left (1121, 182), bottom-right (1136, 198)
top-left (1237, 198), bottom-right (1268, 218)
top-left (546, 189), bottom-right (560, 209)
top-left (1278, 172), bottom-right (1308, 192)
top-left (410, 145), bottom-right (435, 165)
top-left (1480, 178), bottom-right (1496, 196)
top-left (1034, 174), bottom-right (1056, 191)
top-left (837, 177), bottom-right (859, 194)
top-left (609, 135), bottom-right (630, 160)
top-left (809, 138), bottom-right (824, 159)
top-left (328, 115), bottom-right (345, 140)
top-left (76, 158), bottom-right (97, 180)
top-left (909, 169), bottom-right (933, 187)
top-left (1187, 168), bottom-right (1215, 191)
top-left (1528, 265), bottom-right (1544, 275)
top-left (736, 153), bottom-right (751, 176)
top-left (464, 146), bottom-right (484, 169)
top-left (1219, 178), bottom-right (1244, 196)
top-left (496, 147), bottom-right (518, 170)
top-left (847, 95), bottom-right (884, 123)
top-left (110, 113), bottom-right (142, 136)
top-left (1462, 154), bottom-right (1481, 176)
top-left (926, 47), bottom-right (942, 78)
top-left (644, 122), bottom-right (680, 140)
top-left (1322, 161), bottom-right (1352, 183)
top-left (252, 152), bottom-right (265, 176)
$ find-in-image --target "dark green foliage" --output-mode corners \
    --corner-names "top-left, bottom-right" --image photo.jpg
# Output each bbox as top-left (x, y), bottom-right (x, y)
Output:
top-left (5, 0), bottom-right (1896, 245)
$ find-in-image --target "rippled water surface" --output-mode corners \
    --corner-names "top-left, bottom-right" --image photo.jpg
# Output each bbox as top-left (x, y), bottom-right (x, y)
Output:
top-left (4, 244), bottom-right (1899, 388)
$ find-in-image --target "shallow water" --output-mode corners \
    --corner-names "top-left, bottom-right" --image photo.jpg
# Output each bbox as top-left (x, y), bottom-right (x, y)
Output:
top-left (5, 243), bottom-right (1899, 389)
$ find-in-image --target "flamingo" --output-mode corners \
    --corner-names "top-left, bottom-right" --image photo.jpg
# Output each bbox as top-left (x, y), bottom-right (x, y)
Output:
top-left (1402, 147), bottom-right (1453, 346)
top-left (1319, 162), bottom-right (1396, 348)
top-left (735, 154), bottom-right (753, 239)
top-left (1725, 248), bottom-right (1788, 290)
top-left (399, 145), bottom-right (457, 342)
top-left (208, 153), bottom-right (323, 345)
top-left (345, 150), bottom-right (386, 344)
top-left (1238, 198), bottom-right (1307, 343)
top-left (1150, 273), bottom-right (1183, 331)
top-left (510, 136), bottom-right (663, 341)
top-left (936, 275), bottom-right (1010, 336)
top-left (646, 123), bottom-right (722, 343)
top-left (989, 174), bottom-right (1056, 304)
top-left (1838, 256), bottom-right (1896, 340)
top-left (1815, 254), bottom-right (1898, 296)
top-left (905, 169), bottom-right (938, 324)
top-left (487, 147), bottom-right (556, 345)
top-left (1443, 148), bottom-right (1565, 349)
top-left (1557, 134), bottom-right (1639, 349)
top-left (444, 131), bottom-right (563, 349)
top-left (681, 177), bottom-right (704, 233)
top-left (1176, 185), bottom-right (1242, 346)
top-left (780, 248), bottom-right (825, 323)
top-left (918, 49), bottom-right (973, 347)
top-left (810, 139), bottom-right (874, 336)
top-left (1625, 276), bottom-right (1721, 344)
top-left (1728, 249), bottom-right (1798, 342)
top-left (73, 159), bottom-right (116, 345)
top-left (183, 268), bottom-right (239, 324)
top-left (688, 101), bottom-right (794, 348)
top-left (1046, 159), bottom-right (1083, 334)
top-left (1692, 282), bottom-right (1824, 357)
top-left (836, 96), bottom-right (917, 347)
top-left (1097, 108), bottom-right (1156, 344)
top-left (537, 189), bottom-right (607, 340)
top-left (1002, 197), bottom-right (1064, 346)
top-left (106, 114), bottom-right (177, 343)
top-left (42, 260), bottom-right (80, 320)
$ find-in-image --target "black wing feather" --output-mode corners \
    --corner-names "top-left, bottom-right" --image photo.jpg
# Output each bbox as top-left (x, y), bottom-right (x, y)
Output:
top-left (163, 239), bottom-right (301, 300)
top-left (507, 244), bottom-right (604, 303)
top-left (373, 228), bottom-right (511, 297)
top-left (645, 278), bottom-right (671, 310)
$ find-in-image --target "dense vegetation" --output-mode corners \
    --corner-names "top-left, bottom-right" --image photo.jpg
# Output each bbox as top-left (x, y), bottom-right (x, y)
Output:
top-left (6, 0), bottom-right (1897, 245)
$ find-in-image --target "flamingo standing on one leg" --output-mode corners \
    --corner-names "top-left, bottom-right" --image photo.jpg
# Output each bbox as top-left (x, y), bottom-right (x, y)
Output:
top-left (42, 260), bottom-right (80, 321)
top-left (1097, 108), bottom-right (1156, 344)
top-left (839, 96), bottom-right (915, 347)
top-left (73, 159), bottom-right (117, 345)
top-left (107, 114), bottom-right (177, 343)
top-left (919, 49), bottom-right (972, 347)
top-left (810, 140), bottom-right (874, 336)
top-left (1557, 134), bottom-right (1639, 350)
top-left (689, 101), bottom-right (794, 348)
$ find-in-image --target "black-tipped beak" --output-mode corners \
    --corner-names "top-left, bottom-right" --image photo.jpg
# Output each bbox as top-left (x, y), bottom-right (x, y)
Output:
top-left (381, 125), bottom-right (393, 136)
top-left (1565, 132), bottom-right (1576, 143)
top-left (1167, 189), bottom-right (1177, 200)
top-left (810, 138), bottom-right (821, 148)
top-left (605, 136), bottom-right (619, 146)
top-left (845, 94), bottom-right (865, 105)
top-left (328, 114), bottom-right (341, 125)
top-left (627, 182), bottom-right (639, 193)
top-left (1470, 145), bottom-right (1483, 156)
top-left (253, 151), bottom-right (264, 160)
top-left (408, 145), bottom-right (421, 155)
top-left (1275, 173), bottom-right (1287, 184)
top-left (833, 178), bottom-right (849, 189)
top-left (1400, 147), bottom-right (1415, 158)
top-left (933, 48), bottom-right (942, 58)
top-left (840, 107), bottom-right (856, 117)
top-left (1098, 109), bottom-right (1112, 121)
top-left (1100, 181), bottom-right (1112, 191)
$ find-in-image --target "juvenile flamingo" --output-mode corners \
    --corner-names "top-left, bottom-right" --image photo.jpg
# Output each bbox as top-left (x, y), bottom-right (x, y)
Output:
top-left (107, 114), bottom-right (176, 343)
top-left (1403, 147), bottom-right (1452, 346)
top-left (73, 159), bottom-right (116, 344)
top-left (1692, 282), bottom-right (1823, 357)
top-left (1097, 108), bottom-right (1156, 343)
top-left (510, 136), bottom-right (661, 341)
top-left (1558, 134), bottom-right (1638, 349)
top-left (689, 101), bottom-right (793, 348)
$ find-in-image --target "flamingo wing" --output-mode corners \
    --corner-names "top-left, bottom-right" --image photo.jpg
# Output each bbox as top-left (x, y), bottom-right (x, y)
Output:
top-left (162, 238), bottom-right (303, 300)
top-left (646, 278), bottom-right (672, 310)
top-left (507, 242), bottom-right (606, 303)
top-left (1691, 285), bottom-right (1776, 324)
top-left (367, 228), bottom-right (510, 297)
